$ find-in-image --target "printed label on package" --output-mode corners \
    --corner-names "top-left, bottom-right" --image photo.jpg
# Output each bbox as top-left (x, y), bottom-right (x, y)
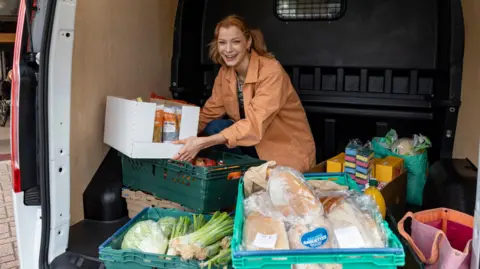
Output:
top-left (301, 227), bottom-right (329, 248)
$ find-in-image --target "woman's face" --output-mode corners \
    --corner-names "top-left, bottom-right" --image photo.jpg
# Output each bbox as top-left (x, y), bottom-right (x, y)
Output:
top-left (217, 26), bottom-right (251, 68)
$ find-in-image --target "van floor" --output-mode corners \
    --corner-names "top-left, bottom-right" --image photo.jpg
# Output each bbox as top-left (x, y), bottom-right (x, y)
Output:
top-left (51, 218), bottom-right (129, 268)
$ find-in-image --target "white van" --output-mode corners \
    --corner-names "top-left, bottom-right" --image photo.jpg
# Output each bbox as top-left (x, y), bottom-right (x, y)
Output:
top-left (10, 0), bottom-right (479, 268)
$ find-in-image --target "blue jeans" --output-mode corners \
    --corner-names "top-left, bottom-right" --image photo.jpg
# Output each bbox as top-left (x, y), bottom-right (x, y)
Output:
top-left (204, 119), bottom-right (259, 159)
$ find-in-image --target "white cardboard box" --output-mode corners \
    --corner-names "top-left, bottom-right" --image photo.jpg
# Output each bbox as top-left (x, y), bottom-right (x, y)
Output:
top-left (103, 96), bottom-right (200, 159)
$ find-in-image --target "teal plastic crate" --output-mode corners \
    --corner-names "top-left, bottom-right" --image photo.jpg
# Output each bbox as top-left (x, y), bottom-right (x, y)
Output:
top-left (121, 150), bottom-right (265, 213)
top-left (99, 207), bottom-right (231, 269)
top-left (231, 172), bottom-right (406, 269)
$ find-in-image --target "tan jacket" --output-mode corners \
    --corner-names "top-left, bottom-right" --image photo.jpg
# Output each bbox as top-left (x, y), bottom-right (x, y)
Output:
top-left (199, 51), bottom-right (316, 172)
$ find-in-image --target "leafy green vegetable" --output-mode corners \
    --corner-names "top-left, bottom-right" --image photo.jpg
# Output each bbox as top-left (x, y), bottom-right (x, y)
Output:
top-left (157, 216), bottom-right (177, 238)
top-left (120, 220), bottom-right (168, 254)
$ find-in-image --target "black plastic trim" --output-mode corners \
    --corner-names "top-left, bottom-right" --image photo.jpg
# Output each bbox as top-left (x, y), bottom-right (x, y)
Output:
top-left (39, 0), bottom-right (56, 268)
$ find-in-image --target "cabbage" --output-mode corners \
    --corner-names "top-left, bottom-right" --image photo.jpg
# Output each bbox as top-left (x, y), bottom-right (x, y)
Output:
top-left (121, 220), bottom-right (168, 254)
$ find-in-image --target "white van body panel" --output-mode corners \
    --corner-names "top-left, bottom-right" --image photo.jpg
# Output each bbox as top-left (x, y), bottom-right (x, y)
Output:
top-left (46, 0), bottom-right (76, 263)
top-left (13, 192), bottom-right (41, 269)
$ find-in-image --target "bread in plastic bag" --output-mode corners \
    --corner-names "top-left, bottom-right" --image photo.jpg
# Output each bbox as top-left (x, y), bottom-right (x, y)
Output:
top-left (243, 190), bottom-right (284, 220)
top-left (287, 214), bottom-right (343, 269)
top-left (243, 212), bottom-right (290, 251)
top-left (326, 192), bottom-right (387, 248)
top-left (267, 166), bottom-right (324, 220)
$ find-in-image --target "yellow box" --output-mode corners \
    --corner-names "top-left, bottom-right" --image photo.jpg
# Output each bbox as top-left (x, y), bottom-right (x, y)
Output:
top-left (371, 158), bottom-right (382, 178)
top-left (375, 156), bottom-right (404, 183)
top-left (327, 153), bottom-right (345, 173)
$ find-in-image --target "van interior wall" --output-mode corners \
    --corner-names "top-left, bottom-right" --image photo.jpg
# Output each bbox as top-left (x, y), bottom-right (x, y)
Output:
top-left (453, 0), bottom-right (480, 165)
top-left (70, 0), bottom-right (177, 225)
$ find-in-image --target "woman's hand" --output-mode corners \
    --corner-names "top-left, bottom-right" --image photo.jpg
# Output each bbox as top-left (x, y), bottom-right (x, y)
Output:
top-left (172, 136), bottom-right (204, 162)
top-left (172, 134), bottom-right (228, 162)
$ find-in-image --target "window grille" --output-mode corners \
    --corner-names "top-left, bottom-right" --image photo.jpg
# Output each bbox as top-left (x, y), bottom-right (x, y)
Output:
top-left (275, 0), bottom-right (345, 20)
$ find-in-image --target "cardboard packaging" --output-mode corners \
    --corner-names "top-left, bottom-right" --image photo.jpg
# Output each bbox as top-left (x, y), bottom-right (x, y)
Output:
top-left (375, 156), bottom-right (405, 183)
top-left (103, 96), bottom-right (200, 159)
top-left (327, 153), bottom-right (345, 173)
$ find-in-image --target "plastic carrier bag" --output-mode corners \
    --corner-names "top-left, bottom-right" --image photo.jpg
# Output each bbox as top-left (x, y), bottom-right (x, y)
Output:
top-left (371, 129), bottom-right (431, 206)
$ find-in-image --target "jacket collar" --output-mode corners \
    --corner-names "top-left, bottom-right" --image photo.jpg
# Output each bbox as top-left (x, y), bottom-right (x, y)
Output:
top-left (223, 50), bottom-right (259, 84)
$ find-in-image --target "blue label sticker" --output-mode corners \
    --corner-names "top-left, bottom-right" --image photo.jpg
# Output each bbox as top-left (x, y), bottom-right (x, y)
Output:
top-left (300, 227), bottom-right (329, 248)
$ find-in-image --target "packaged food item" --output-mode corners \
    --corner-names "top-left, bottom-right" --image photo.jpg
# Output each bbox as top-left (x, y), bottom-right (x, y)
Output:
top-left (243, 191), bottom-right (284, 220)
top-left (152, 104), bottom-right (164, 143)
top-left (375, 156), bottom-right (404, 183)
top-left (326, 153), bottom-right (345, 173)
top-left (326, 192), bottom-right (387, 248)
top-left (243, 212), bottom-right (290, 251)
top-left (308, 179), bottom-right (348, 193)
top-left (162, 106), bottom-right (179, 142)
top-left (174, 106), bottom-right (182, 133)
top-left (267, 166), bottom-right (324, 220)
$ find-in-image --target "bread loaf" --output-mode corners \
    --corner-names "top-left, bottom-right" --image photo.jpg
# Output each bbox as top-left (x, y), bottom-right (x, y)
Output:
top-left (267, 167), bottom-right (324, 218)
top-left (243, 212), bottom-right (289, 250)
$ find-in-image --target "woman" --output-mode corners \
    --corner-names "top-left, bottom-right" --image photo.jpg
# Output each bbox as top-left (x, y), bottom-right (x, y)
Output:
top-left (173, 15), bottom-right (316, 172)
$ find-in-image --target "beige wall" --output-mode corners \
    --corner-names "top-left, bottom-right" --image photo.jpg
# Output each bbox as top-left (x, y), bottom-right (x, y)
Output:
top-left (70, 0), bottom-right (177, 224)
top-left (453, 0), bottom-right (480, 165)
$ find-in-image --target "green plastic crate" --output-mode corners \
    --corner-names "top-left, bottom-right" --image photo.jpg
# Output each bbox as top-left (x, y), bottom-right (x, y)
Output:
top-left (121, 150), bottom-right (265, 213)
top-left (99, 207), bottom-right (231, 269)
top-left (231, 172), bottom-right (406, 269)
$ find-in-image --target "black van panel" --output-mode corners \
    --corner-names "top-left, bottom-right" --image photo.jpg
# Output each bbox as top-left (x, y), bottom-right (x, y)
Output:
top-left (201, 0), bottom-right (438, 70)
top-left (170, 0), bottom-right (464, 163)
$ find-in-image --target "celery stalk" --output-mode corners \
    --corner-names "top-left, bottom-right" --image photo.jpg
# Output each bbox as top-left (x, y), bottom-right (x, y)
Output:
top-left (200, 248), bottom-right (231, 269)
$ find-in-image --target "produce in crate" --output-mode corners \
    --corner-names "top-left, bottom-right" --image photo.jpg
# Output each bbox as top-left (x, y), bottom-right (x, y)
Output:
top-left (169, 211), bottom-right (234, 260)
top-left (119, 211), bottom-right (233, 267)
top-left (120, 220), bottom-right (169, 254)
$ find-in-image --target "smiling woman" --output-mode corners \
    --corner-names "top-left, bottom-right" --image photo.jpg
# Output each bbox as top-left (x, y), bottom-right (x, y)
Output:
top-left (173, 14), bottom-right (317, 173)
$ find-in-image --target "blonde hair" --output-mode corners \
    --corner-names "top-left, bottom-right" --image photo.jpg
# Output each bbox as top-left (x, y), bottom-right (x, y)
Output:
top-left (209, 15), bottom-right (274, 66)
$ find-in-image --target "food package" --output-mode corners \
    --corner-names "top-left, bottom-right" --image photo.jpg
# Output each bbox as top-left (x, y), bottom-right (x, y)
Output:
top-left (375, 156), bottom-right (404, 183)
top-left (243, 191), bottom-right (284, 220)
top-left (243, 161), bottom-right (277, 197)
top-left (162, 106), bottom-right (179, 142)
top-left (152, 104), bottom-right (164, 142)
top-left (326, 153), bottom-right (345, 173)
top-left (308, 180), bottom-right (348, 193)
top-left (326, 192), bottom-right (387, 248)
top-left (174, 106), bottom-right (182, 133)
top-left (288, 216), bottom-right (342, 269)
top-left (243, 212), bottom-right (290, 251)
top-left (267, 166), bottom-right (324, 221)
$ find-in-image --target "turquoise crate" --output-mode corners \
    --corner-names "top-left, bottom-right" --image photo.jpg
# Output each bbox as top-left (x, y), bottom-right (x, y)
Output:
top-left (121, 150), bottom-right (265, 213)
top-left (99, 207), bottom-right (231, 269)
top-left (231, 172), bottom-right (406, 269)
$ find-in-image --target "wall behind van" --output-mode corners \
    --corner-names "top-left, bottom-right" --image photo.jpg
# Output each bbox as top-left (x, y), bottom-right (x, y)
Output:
top-left (70, 0), bottom-right (177, 224)
top-left (454, 0), bottom-right (480, 165)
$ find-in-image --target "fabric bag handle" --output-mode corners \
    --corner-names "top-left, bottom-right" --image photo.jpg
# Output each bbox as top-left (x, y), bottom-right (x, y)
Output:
top-left (397, 212), bottom-right (443, 264)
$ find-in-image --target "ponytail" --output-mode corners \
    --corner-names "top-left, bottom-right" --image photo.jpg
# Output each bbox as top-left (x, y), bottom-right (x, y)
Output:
top-left (249, 29), bottom-right (274, 59)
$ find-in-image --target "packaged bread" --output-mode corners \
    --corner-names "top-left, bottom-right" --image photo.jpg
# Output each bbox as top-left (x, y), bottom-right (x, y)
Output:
top-left (288, 216), bottom-right (342, 269)
top-left (243, 191), bottom-right (284, 220)
top-left (243, 212), bottom-right (289, 251)
top-left (267, 166), bottom-right (324, 220)
top-left (152, 104), bottom-right (164, 142)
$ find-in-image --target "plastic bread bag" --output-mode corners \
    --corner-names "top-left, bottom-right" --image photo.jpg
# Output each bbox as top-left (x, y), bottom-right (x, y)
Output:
top-left (314, 190), bottom-right (350, 214)
top-left (243, 212), bottom-right (290, 251)
top-left (326, 193), bottom-right (387, 248)
top-left (267, 166), bottom-right (324, 221)
top-left (243, 190), bottom-right (284, 220)
top-left (308, 179), bottom-right (349, 192)
top-left (287, 216), bottom-right (343, 269)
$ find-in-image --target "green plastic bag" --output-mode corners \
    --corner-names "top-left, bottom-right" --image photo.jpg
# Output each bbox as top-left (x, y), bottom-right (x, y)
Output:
top-left (371, 133), bottom-right (430, 206)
